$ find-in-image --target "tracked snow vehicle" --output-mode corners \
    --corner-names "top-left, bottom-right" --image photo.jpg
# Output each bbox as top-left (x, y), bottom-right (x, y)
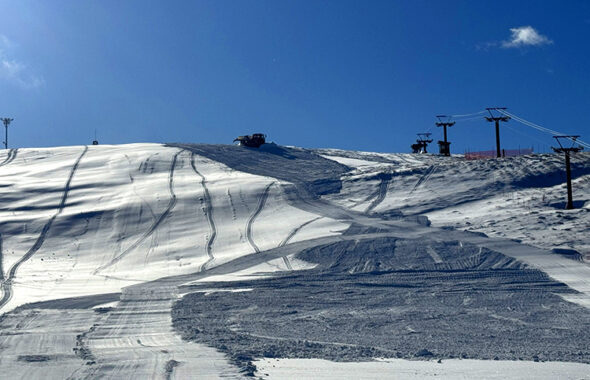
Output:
top-left (233, 133), bottom-right (267, 148)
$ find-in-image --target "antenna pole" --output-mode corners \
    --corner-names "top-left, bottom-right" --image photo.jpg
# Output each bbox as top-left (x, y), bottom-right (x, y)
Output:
top-left (485, 108), bottom-right (509, 158)
top-left (1, 118), bottom-right (13, 149)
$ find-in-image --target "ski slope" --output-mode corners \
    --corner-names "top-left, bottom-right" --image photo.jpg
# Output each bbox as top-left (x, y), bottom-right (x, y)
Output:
top-left (1, 143), bottom-right (589, 379)
top-left (320, 148), bottom-right (590, 258)
top-left (0, 144), bottom-right (347, 312)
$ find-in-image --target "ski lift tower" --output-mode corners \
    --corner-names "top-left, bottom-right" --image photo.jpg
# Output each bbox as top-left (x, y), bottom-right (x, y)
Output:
top-left (552, 135), bottom-right (584, 209)
top-left (415, 133), bottom-right (433, 153)
top-left (485, 107), bottom-right (510, 158)
top-left (435, 115), bottom-right (454, 156)
top-left (92, 129), bottom-right (99, 145)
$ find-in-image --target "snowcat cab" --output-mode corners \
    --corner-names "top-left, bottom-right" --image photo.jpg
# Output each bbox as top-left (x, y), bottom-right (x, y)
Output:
top-left (233, 133), bottom-right (267, 148)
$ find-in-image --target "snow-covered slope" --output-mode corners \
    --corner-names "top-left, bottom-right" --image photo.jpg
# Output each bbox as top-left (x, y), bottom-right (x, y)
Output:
top-left (319, 148), bottom-right (590, 258)
top-left (0, 144), bottom-right (348, 312)
top-left (1, 143), bottom-right (589, 379)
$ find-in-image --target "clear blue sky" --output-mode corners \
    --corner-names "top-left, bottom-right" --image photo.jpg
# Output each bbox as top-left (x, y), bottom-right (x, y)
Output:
top-left (1, 0), bottom-right (589, 153)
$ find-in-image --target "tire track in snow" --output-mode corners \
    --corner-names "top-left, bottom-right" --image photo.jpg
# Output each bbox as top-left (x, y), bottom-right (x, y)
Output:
top-left (0, 146), bottom-right (88, 310)
top-left (94, 150), bottom-right (181, 274)
top-left (365, 176), bottom-right (391, 213)
top-left (189, 152), bottom-right (217, 272)
top-left (278, 216), bottom-right (322, 270)
top-left (0, 148), bottom-right (17, 168)
top-left (246, 182), bottom-right (274, 253)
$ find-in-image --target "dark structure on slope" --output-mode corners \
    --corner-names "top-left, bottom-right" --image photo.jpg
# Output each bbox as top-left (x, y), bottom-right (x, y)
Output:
top-left (234, 133), bottom-right (266, 148)
top-left (435, 115), bottom-right (454, 156)
top-left (552, 135), bottom-right (584, 209)
top-left (485, 107), bottom-right (510, 158)
top-left (411, 133), bottom-right (433, 154)
top-left (2, 117), bottom-right (13, 149)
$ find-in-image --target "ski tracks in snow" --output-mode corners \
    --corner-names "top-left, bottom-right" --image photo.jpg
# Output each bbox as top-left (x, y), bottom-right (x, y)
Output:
top-left (125, 154), bottom-right (157, 221)
top-left (246, 182), bottom-right (275, 254)
top-left (365, 175), bottom-right (391, 213)
top-left (409, 164), bottom-right (438, 195)
top-left (245, 180), bottom-right (323, 267)
top-left (0, 148), bottom-right (18, 168)
top-left (94, 150), bottom-right (182, 274)
top-left (190, 152), bottom-right (217, 272)
top-left (278, 216), bottom-right (323, 270)
top-left (0, 146), bottom-right (88, 310)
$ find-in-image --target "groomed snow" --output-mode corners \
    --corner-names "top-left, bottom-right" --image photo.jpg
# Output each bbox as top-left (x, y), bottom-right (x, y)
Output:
top-left (2, 143), bottom-right (590, 379)
top-left (0, 144), bottom-right (348, 313)
top-left (254, 358), bottom-right (590, 379)
top-left (321, 150), bottom-right (590, 261)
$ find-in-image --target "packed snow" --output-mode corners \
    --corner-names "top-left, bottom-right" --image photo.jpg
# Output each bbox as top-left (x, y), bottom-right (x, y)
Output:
top-left (254, 358), bottom-right (590, 379)
top-left (1, 143), bottom-right (589, 379)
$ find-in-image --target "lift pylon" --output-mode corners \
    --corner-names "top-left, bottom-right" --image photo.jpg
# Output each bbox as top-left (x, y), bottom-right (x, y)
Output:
top-left (552, 135), bottom-right (584, 209)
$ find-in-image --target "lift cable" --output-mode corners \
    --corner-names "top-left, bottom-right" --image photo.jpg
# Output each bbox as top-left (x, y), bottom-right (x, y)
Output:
top-left (449, 110), bottom-right (487, 118)
top-left (497, 109), bottom-right (590, 149)
top-left (499, 109), bottom-right (560, 135)
top-left (451, 115), bottom-right (487, 122)
top-left (502, 123), bottom-right (549, 148)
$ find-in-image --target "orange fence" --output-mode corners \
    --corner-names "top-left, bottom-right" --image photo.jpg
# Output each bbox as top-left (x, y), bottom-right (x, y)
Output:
top-left (465, 148), bottom-right (533, 160)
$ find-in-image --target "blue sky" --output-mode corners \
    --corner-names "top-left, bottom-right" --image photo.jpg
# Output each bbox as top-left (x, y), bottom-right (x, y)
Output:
top-left (1, 0), bottom-right (589, 153)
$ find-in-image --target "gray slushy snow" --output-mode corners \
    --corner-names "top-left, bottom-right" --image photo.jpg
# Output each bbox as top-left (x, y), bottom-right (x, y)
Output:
top-left (0, 143), bottom-right (589, 379)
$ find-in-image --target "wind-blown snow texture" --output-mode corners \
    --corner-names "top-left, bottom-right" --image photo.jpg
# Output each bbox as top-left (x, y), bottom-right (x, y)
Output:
top-left (1, 143), bottom-right (589, 379)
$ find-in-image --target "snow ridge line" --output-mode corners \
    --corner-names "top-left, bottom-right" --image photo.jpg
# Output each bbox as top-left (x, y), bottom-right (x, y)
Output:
top-left (94, 149), bottom-right (181, 274)
top-left (365, 176), bottom-right (391, 213)
top-left (0, 148), bottom-right (17, 167)
top-left (278, 216), bottom-right (323, 270)
top-left (189, 152), bottom-right (217, 272)
top-left (0, 146), bottom-right (88, 310)
top-left (246, 182), bottom-right (275, 253)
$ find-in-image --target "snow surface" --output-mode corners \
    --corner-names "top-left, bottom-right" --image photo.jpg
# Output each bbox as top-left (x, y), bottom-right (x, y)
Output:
top-left (0, 144), bottom-right (346, 312)
top-left (320, 149), bottom-right (590, 260)
top-left (254, 358), bottom-right (590, 379)
top-left (1, 143), bottom-right (590, 379)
